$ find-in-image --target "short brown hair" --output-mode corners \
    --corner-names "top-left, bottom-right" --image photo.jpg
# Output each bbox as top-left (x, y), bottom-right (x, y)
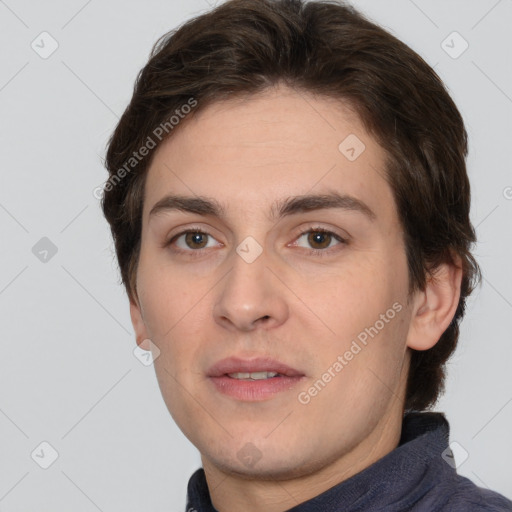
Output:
top-left (101, 0), bottom-right (481, 411)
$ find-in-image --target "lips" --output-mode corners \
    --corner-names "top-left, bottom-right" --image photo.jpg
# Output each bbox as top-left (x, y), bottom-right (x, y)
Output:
top-left (207, 356), bottom-right (305, 378)
top-left (208, 356), bottom-right (306, 401)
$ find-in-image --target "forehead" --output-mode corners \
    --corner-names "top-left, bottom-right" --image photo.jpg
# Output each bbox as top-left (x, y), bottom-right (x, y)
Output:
top-left (142, 85), bottom-right (396, 227)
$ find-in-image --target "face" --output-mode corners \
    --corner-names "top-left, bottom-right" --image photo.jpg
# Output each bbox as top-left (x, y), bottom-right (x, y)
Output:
top-left (130, 85), bottom-right (418, 481)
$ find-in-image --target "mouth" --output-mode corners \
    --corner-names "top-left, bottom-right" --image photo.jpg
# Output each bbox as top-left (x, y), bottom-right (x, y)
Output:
top-left (207, 356), bottom-right (305, 401)
top-left (226, 371), bottom-right (283, 380)
top-left (207, 356), bottom-right (304, 378)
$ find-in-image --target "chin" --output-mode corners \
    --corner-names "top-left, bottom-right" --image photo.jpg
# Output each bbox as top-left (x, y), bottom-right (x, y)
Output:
top-left (208, 452), bottom-right (316, 481)
top-left (203, 435), bottom-right (339, 482)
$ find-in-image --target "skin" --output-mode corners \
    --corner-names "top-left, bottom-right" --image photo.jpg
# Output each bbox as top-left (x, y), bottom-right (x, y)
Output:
top-left (129, 84), bottom-right (462, 512)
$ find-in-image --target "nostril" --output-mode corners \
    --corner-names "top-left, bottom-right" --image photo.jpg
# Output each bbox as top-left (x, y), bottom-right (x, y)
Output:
top-left (259, 315), bottom-right (271, 323)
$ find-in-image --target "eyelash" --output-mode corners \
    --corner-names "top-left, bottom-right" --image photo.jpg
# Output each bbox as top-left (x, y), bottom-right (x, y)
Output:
top-left (164, 225), bottom-right (348, 259)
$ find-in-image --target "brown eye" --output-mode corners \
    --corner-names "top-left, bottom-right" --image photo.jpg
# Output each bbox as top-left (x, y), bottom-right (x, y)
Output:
top-left (294, 228), bottom-right (345, 253)
top-left (167, 229), bottom-right (220, 255)
top-left (184, 232), bottom-right (209, 249)
top-left (307, 231), bottom-right (333, 249)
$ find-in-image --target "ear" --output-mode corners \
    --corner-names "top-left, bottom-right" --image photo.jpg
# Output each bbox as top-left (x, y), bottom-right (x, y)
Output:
top-left (129, 296), bottom-right (151, 349)
top-left (406, 255), bottom-right (463, 351)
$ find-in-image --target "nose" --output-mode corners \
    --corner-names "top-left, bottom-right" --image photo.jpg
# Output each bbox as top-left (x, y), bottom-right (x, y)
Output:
top-left (213, 246), bottom-right (289, 332)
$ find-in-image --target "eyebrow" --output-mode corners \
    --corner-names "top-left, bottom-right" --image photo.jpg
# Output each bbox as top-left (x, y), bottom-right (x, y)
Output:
top-left (148, 191), bottom-right (376, 223)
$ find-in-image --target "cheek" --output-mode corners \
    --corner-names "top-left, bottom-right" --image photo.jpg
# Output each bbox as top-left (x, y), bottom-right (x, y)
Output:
top-left (302, 251), bottom-right (403, 339)
top-left (136, 263), bottom-right (210, 358)
top-left (139, 270), bottom-right (212, 420)
top-left (302, 305), bottom-right (410, 424)
top-left (295, 248), bottom-right (409, 392)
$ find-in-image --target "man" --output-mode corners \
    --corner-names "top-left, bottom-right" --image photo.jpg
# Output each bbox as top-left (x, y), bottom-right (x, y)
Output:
top-left (100, 0), bottom-right (512, 510)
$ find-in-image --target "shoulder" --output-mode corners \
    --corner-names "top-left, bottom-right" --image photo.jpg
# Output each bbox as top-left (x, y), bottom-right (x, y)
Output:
top-left (435, 475), bottom-right (512, 511)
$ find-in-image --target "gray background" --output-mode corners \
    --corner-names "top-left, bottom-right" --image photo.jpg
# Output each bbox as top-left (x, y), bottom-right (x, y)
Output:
top-left (0, 0), bottom-right (511, 510)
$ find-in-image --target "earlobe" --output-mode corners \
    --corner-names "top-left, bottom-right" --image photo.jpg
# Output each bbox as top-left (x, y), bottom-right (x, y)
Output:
top-left (129, 297), bottom-right (150, 347)
top-left (406, 258), bottom-right (463, 351)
